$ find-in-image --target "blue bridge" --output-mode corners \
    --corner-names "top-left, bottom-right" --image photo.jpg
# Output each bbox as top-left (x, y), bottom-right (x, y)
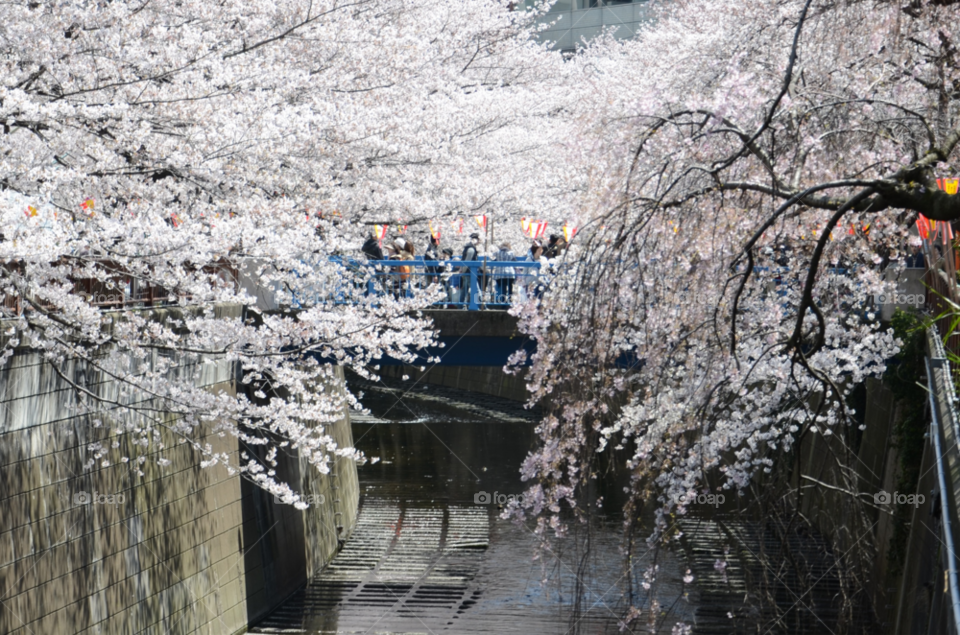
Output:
top-left (333, 257), bottom-right (542, 312)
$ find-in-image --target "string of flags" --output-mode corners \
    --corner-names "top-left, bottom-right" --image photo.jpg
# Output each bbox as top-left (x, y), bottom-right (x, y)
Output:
top-left (364, 216), bottom-right (578, 244)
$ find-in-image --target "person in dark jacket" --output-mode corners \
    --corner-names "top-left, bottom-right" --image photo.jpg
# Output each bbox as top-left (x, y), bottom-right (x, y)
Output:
top-left (460, 233), bottom-right (480, 305)
top-left (362, 232), bottom-right (383, 260)
top-left (543, 234), bottom-right (561, 259)
top-left (424, 236), bottom-right (441, 284)
top-left (461, 233), bottom-right (479, 263)
top-left (360, 232), bottom-right (384, 297)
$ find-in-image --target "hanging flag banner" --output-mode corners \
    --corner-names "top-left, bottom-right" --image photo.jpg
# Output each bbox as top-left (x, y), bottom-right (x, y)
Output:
top-left (563, 223), bottom-right (578, 242)
top-left (474, 215), bottom-right (487, 230)
top-left (374, 224), bottom-right (388, 245)
top-left (80, 198), bottom-right (95, 217)
top-left (522, 219), bottom-right (547, 239)
top-left (397, 224), bottom-right (408, 235)
top-left (170, 213), bottom-right (182, 228)
top-left (429, 221), bottom-right (441, 240)
top-left (24, 205), bottom-right (38, 218)
top-left (937, 178), bottom-right (959, 195)
top-left (456, 218), bottom-right (464, 234)
top-left (916, 215), bottom-right (931, 240)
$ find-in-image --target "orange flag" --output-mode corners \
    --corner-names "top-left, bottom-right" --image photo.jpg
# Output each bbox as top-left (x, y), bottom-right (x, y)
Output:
top-left (937, 178), bottom-right (959, 195)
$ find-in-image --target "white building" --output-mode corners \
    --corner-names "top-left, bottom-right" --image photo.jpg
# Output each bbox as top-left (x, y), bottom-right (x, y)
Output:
top-left (521, 0), bottom-right (653, 53)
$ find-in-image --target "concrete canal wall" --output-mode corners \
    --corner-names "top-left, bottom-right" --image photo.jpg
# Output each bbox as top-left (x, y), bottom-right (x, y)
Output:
top-left (0, 307), bottom-right (358, 635)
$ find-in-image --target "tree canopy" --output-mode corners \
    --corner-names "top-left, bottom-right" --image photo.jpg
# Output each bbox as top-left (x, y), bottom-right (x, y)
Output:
top-left (0, 0), bottom-right (575, 503)
top-left (510, 0), bottom-right (959, 625)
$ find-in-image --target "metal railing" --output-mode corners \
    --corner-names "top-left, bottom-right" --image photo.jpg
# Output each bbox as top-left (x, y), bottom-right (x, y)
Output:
top-left (329, 258), bottom-right (543, 311)
top-left (914, 326), bottom-right (960, 635)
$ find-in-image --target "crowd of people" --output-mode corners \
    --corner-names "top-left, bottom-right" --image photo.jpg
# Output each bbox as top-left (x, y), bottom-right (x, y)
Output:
top-left (359, 229), bottom-right (569, 306)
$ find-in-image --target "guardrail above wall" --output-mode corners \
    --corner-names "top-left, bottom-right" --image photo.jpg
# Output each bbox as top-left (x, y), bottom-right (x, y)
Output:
top-left (919, 326), bottom-right (960, 635)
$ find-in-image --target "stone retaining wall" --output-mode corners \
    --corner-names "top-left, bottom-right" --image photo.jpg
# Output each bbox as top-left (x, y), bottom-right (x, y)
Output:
top-left (0, 308), bottom-right (357, 635)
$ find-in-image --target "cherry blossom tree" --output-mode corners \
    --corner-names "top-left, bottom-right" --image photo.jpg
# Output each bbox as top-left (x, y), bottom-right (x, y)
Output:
top-left (0, 0), bottom-right (573, 503)
top-left (510, 0), bottom-right (960, 629)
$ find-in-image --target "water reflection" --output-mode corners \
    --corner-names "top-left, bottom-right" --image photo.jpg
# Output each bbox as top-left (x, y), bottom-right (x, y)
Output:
top-left (253, 397), bottom-right (693, 634)
top-left (354, 421), bottom-right (534, 504)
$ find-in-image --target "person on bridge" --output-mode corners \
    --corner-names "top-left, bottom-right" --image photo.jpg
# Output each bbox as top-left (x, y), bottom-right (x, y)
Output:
top-left (424, 235), bottom-right (441, 286)
top-left (526, 240), bottom-right (545, 300)
top-left (543, 234), bottom-right (562, 259)
top-left (441, 247), bottom-right (459, 306)
top-left (493, 242), bottom-right (516, 304)
top-left (362, 231), bottom-right (384, 260)
top-left (396, 238), bottom-right (415, 298)
top-left (460, 233), bottom-right (479, 305)
top-left (360, 231), bottom-right (385, 297)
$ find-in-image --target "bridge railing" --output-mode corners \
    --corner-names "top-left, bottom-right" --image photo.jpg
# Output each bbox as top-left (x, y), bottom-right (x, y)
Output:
top-left (329, 257), bottom-right (543, 311)
top-left (318, 260), bottom-right (882, 312)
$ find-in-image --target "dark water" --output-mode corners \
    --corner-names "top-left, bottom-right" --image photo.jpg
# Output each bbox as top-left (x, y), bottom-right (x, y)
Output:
top-left (252, 388), bottom-right (694, 634)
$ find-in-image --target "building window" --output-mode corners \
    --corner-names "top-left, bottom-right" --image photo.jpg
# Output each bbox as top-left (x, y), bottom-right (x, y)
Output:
top-left (579, 0), bottom-right (637, 7)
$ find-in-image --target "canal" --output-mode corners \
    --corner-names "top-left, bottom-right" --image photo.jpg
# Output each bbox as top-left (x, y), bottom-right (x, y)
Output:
top-left (250, 376), bottom-right (693, 634)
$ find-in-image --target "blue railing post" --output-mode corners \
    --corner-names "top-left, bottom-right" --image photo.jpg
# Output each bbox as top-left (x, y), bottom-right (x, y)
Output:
top-left (468, 262), bottom-right (480, 311)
